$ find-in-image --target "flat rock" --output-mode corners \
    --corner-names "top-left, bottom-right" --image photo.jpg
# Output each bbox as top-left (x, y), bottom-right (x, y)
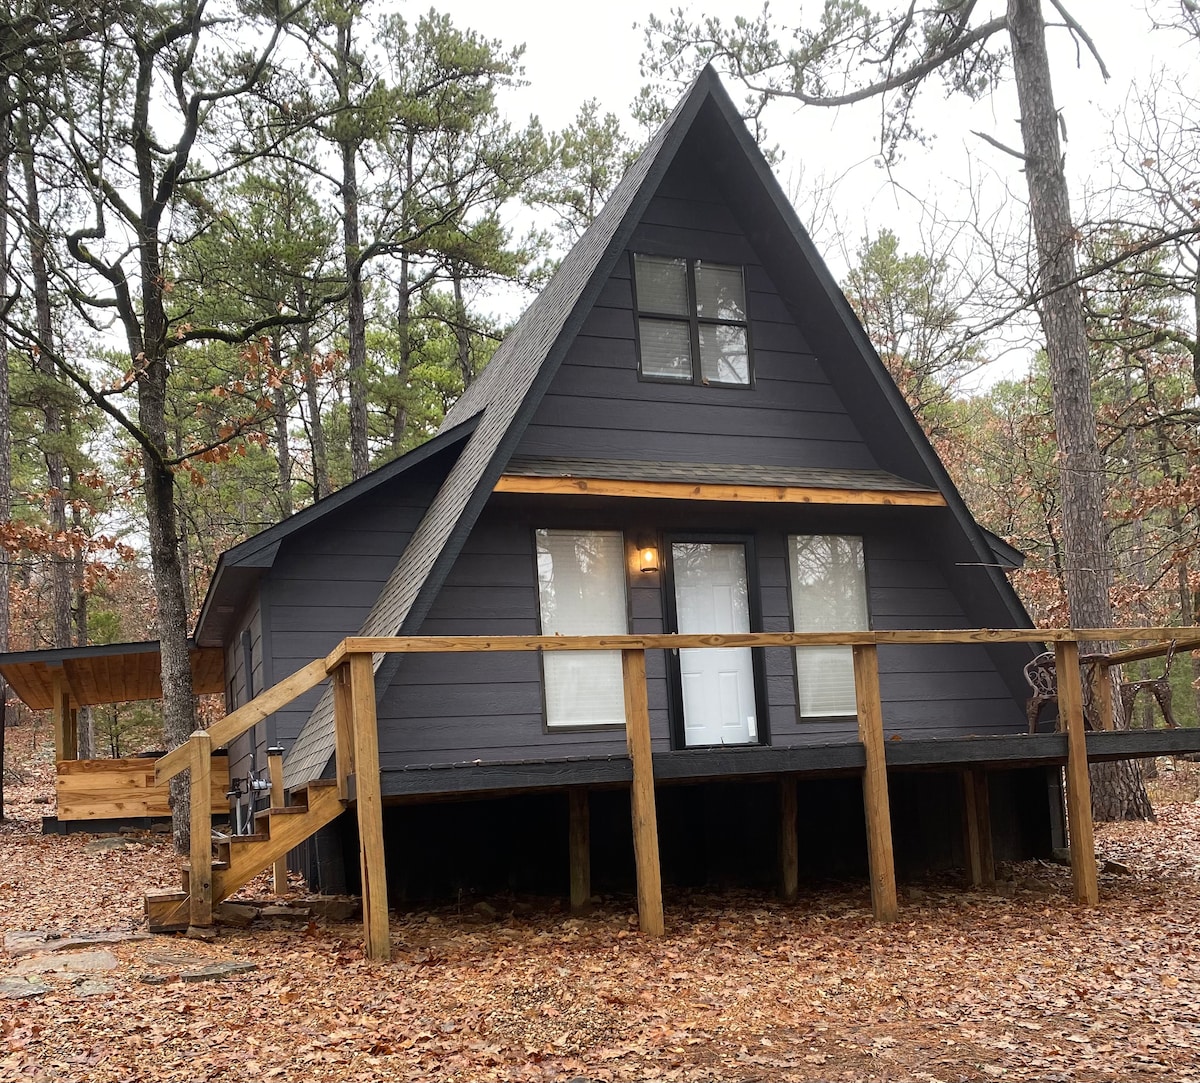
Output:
top-left (215, 902), bottom-right (259, 927)
top-left (259, 905), bottom-right (310, 920)
top-left (4, 929), bottom-right (148, 957)
top-left (0, 976), bottom-right (50, 1000)
top-left (84, 837), bottom-right (133, 853)
top-left (140, 959), bottom-right (257, 984)
top-left (14, 950), bottom-right (119, 975)
top-left (74, 980), bottom-right (115, 997)
top-left (303, 897), bottom-right (360, 921)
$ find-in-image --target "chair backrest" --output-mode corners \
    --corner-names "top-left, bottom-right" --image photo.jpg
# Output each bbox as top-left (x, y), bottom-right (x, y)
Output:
top-left (1023, 651), bottom-right (1058, 696)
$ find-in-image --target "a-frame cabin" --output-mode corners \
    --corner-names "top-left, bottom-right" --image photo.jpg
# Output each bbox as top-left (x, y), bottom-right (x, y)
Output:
top-left (196, 66), bottom-right (1060, 900)
top-left (18, 69), bottom-right (1199, 939)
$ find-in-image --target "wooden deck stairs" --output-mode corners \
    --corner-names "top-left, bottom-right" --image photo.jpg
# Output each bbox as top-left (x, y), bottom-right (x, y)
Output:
top-left (144, 779), bottom-right (345, 932)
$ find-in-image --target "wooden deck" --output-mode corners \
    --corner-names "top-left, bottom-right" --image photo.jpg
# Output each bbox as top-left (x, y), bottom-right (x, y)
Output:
top-left (152, 625), bottom-right (1200, 962)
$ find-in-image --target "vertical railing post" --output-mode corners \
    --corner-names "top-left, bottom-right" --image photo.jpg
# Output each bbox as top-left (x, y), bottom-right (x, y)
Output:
top-left (348, 651), bottom-right (390, 961)
top-left (1056, 640), bottom-right (1099, 905)
top-left (622, 648), bottom-right (664, 936)
top-left (568, 787), bottom-right (591, 913)
top-left (852, 644), bottom-right (898, 921)
top-left (268, 746), bottom-right (287, 895)
top-left (188, 730), bottom-right (214, 928)
top-left (333, 663), bottom-right (355, 802)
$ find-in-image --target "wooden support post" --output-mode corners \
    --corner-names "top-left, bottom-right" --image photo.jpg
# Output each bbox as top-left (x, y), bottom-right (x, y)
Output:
top-left (51, 672), bottom-right (69, 763)
top-left (852, 644), bottom-right (898, 921)
top-left (568, 788), bottom-right (591, 913)
top-left (348, 652), bottom-right (390, 961)
top-left (961, 769), bottom-right (995, 889)
top-left (65, 708), bottom-right (79, 762)
top-left (779, 776), bottom-right (798, 902)
top-left (622, 648), bottom-right (664, 936)
top-left (268, 746), bottom-right (288, 896)
top-left (333, 663), bottom-right (355, 802)
top-left (188, 730), bottom-right (214, 929)
top-left (1056, 641), bottom-right (1099, 905)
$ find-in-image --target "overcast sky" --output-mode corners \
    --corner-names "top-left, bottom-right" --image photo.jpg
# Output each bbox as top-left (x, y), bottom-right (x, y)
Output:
top-left (426, 1), bottom-right (1196, 375)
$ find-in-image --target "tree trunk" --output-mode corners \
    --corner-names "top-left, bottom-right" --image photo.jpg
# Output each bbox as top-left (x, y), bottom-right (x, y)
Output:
top-left (1007, 0), bottom-right (1150, 820)
top-left (0, 90), bottom-right (10, 820)
top-left (271, 334), bottom-right (293, 518)
top-left (70, 461), bottom-right (93, 759)
top-left (452, 260), bottom-right (472, 388)
top-left (300, 318), bottom-right (330, 501)
top-left (337, 15), bottom-right (369, 481)
top-left (19, 120), bottom-right (71, 651)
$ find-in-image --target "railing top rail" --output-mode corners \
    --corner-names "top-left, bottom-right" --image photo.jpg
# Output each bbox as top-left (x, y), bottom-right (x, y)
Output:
top-left (326, 627), bottom-right (1200, 664)
top-left (156, 625), bottom-right (1200, 783)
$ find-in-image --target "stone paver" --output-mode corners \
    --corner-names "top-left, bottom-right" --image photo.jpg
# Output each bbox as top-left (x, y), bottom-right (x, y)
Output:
top-left (140, 959), bottom-right (257, 984)
top-left (14, 950), bottom-right (119, 975)
top-left (0, 976), bottom-right (51, 999)
top-left (4, 929), bottom-right (148, 957)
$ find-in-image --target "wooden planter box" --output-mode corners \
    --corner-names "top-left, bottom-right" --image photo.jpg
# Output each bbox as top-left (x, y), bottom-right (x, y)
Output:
top-left (56, 755), bottom-right (230, 822)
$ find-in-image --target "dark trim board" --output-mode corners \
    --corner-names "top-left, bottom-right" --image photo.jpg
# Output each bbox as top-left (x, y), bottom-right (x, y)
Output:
top-left (376, 728), bottom-right (1200, 800)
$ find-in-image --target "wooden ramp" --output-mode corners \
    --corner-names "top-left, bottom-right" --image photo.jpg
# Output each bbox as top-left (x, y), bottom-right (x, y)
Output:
top-left (145, 779), bottom-right (345, 932)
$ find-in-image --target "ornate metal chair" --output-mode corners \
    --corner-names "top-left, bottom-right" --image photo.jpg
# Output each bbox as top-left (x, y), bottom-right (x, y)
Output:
top-left (1023, 651), bottom-right (1107, 733)
top-left (1119, 639), bottom-right (1178, 729)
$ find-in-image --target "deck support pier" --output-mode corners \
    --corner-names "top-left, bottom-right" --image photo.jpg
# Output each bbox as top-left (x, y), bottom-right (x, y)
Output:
top-left (852, 644), bottom-right (898, 921)
top-left (961, 768), bottom-right (995, 889)
top-left (622, 648), bottom-right (664, 936)
top-left (778, 776), bottom-right (798, 902)
top-left (346, 653), bottom-right (391, 961)
top-left (568, 788), bottom-right (591, 912)
top-left (1056, 641), bottom-right (1099, 905)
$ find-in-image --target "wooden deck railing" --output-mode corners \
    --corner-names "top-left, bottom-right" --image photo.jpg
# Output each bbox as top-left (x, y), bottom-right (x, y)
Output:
top-left (156, 626), bottom-right (1199, 960)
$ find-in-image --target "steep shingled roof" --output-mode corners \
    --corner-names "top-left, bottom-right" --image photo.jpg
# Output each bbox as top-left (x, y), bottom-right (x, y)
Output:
top-left (282, 68), bottom-right (715, 787)
top-left (284, 65), bottom-right (1033, 787)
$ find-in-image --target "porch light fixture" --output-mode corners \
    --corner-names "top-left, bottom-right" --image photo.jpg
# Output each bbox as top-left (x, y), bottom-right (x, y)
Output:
top-left (638, 537), bottom-right (660, 574)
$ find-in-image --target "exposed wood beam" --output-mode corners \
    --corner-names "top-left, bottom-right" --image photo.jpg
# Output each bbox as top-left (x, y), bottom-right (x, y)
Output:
top-left (494, 474), bottom-right (947, 507)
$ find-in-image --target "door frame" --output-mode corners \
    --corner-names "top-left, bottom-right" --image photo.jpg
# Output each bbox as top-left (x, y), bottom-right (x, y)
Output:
top-left (661, 531), bottom-right (770, 750)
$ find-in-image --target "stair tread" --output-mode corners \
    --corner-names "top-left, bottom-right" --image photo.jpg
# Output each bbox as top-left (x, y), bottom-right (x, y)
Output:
top-left (267, 805), bottom-right (308, 816)
top-left (145, 889), bottom-right (188, 902)
top-left (182, 859), bottom-right (230, 872)
top-left (225, 833), bottom-right (269, 844)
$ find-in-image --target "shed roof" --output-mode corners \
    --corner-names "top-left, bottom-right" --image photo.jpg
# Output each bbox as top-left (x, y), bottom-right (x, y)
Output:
top-left (0, 640), bottom-right (225, 710)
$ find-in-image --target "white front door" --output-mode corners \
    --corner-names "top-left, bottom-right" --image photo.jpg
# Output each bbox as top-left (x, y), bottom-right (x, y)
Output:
top-left (672, 541), bottom-right (758, 746)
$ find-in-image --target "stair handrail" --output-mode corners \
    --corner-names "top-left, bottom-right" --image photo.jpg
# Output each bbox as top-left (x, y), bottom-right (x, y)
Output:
top-left (155, 657), bottom-right (330, 786)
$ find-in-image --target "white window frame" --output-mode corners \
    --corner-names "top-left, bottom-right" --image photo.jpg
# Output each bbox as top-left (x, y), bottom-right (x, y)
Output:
top-left (787, 535), bottom-right (869, 718)
top-left (535, 529), bottom-right (629, 729)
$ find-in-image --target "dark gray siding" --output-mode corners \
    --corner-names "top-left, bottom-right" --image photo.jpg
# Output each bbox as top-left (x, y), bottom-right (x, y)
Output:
top-left (514, 159), bottom-right (879, 471)
top-left (261, 462), bottom-right (446, 750)
top-left (225, 598), bottom-right (263, 787)
top-left (376, 499), bottom-right (1025, 772)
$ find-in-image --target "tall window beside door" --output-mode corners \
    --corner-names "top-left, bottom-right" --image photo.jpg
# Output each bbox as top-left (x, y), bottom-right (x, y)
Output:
top-left (632, 254), bottom-right (751, 386)
top-left (788, 535), bottom-right (869, 717)
top-left (535, 529), bottom-right (628, 728)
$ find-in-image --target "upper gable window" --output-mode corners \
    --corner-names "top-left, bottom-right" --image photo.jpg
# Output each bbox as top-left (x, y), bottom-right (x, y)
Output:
top-left (632, 254), bottom-right (751, 386)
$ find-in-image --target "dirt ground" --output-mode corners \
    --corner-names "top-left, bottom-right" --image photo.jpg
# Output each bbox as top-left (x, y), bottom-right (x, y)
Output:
top-left (4, 720), bottom-right (1200, 1083)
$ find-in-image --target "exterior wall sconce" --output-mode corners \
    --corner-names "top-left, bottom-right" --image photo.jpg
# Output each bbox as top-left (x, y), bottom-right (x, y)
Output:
top-left (638, 537), bottom-right (660, 574)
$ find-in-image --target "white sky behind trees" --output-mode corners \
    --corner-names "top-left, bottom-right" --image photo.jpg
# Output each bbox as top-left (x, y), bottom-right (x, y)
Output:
top-left (429, 0), bottom-right (1197, 383)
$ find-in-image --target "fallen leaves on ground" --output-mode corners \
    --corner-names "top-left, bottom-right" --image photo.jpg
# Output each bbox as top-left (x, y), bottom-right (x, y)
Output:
top-left (4, 728), bottom-right (1200, 1082)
